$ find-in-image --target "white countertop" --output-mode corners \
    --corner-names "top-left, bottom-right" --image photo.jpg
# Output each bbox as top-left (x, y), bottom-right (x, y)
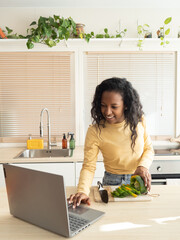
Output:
top-left (0, 146), bottom-right (180, 164)
top-left (0, 185), bottom-right (180, 240)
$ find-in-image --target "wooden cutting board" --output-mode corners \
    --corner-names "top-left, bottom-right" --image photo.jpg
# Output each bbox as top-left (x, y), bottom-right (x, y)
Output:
top-left (94, 186), bottom-right (152, 202)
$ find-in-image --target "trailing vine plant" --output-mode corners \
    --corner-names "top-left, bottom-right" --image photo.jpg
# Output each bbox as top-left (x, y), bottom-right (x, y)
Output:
top-left (84, 28), bottom-right (127, 42)
top-left (137, 24), bottom-right (151, 50)
top-left (157, 17), bottom-right (172, 47)
top-left (26, 16), bottom-right (77, 49)
top-left (3, 15), bottom-right (127, 49)
top-left (3, 15), bottom-right (77, 49)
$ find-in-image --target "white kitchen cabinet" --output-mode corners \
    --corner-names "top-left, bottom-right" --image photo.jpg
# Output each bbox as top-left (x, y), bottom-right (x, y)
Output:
top-left (5, 163), bottom-right (76, 186)
top-left (75, 161), bottom-right (105, 186)
top-left (0, 161), bottom-right (104, 188)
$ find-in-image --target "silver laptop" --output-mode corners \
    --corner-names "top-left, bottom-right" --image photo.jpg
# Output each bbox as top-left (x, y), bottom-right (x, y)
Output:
top-left (3, 164), bottom-right (105, 238)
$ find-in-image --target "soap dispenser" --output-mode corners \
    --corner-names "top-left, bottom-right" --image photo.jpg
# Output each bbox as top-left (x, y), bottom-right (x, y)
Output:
top-left (68, 132), bottom-right (75, 157)
top-left (69, 133), bottom-right (75, 150)
top-left (62, 133), bottom-right (67, 149)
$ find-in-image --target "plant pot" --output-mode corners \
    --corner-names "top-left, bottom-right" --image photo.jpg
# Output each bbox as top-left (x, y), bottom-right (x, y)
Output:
top-left (75, 23), bottom-right (85, 38)
top-left (157, 28), bottom-right (164, 38)
top-left (145, 32), bottom-right (152, 38)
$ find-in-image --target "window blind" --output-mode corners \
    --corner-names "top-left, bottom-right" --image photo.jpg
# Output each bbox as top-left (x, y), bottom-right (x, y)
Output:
top-left (84, 52), bottom-right (176, 137)
top-left (0, 52), bottom-right (75, 142)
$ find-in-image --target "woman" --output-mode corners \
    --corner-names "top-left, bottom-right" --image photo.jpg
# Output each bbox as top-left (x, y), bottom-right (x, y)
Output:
top-left (69, 77), bottom-right (154, 207)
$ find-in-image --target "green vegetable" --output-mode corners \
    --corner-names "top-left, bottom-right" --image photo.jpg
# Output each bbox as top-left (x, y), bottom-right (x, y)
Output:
top-left (125, 185), bottom-right (141, 195)
top-left (121, 185), bottom-right (137, 197)
top-left (111, 175), bottom-right (147, 198)
top-left (130, 175), bottom-right (147, 194)
top-left (111, 186), bottom-right (130, 198)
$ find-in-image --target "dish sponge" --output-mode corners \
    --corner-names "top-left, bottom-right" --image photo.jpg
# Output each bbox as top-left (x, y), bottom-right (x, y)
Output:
top-left (27, 139), bottom-right (44, 149)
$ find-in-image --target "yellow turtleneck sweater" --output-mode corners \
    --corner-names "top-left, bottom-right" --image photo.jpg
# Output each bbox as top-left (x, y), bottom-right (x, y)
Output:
top-left (77, 117), bottom-right (154, 195)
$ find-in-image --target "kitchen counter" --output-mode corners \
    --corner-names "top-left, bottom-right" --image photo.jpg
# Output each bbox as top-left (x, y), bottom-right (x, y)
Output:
top-left (0, 185), bottom-right (180, 240)
top-left (0, 146), bottom-right (85, 163)
top-left (1, 146), bottom-right (180, 164)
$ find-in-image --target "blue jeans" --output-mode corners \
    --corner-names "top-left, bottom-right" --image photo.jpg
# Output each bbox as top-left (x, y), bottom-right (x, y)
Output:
top-left (102, 171), bottom-right (132, 186)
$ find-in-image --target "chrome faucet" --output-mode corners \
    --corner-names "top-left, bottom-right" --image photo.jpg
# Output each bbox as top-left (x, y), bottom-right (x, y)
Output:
top-left (40, 108), bottom-right (51, 149)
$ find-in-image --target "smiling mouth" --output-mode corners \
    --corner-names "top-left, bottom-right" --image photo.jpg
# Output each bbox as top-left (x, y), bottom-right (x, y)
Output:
top-left (106, 116), bottom-right (115, 119)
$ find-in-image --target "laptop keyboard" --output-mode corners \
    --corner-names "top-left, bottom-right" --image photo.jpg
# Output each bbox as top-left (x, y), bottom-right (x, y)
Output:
top-left (69, 215), bottom-right (89, 232)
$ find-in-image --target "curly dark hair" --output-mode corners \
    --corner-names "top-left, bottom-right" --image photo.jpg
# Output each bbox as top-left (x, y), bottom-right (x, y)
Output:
top-left (91, 77), bottom-right (144, 150)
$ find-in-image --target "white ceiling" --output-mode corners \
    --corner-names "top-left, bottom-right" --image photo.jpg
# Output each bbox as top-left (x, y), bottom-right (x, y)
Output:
top-left (0, 0), bottom-right (180, 8)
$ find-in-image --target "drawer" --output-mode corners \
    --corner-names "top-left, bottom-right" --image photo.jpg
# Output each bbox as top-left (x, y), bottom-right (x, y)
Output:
top-left (12, 163), bottom-right (75, 186)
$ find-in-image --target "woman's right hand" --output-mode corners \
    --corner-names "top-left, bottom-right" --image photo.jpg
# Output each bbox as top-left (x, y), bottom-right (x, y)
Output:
top-left (68, 192), bottom-right (90, 208)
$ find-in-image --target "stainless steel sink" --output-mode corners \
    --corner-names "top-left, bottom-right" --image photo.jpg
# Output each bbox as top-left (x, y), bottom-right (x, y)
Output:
top-left (14, 149), bottom-right (71, 158)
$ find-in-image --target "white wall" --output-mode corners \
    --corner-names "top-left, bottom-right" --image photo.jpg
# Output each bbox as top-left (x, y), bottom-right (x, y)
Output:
top-left (1, 0), bottom-right (180, 8)
top-left (0, 6), bottom-right (180, 38)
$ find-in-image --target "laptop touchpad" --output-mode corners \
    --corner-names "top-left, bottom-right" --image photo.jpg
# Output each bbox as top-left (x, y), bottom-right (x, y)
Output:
top-left (68, 206), bottom-right (89, 215)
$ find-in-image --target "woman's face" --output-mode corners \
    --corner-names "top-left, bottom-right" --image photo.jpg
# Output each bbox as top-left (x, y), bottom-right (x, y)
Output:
top-left (101, 91), bottom-right (125, 124)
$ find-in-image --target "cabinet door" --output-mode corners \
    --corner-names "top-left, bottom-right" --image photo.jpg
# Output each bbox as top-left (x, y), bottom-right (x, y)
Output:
top-left (12, 163), bottom-right (75, 186)
top-left (76, 162), bottom-right (105, 186)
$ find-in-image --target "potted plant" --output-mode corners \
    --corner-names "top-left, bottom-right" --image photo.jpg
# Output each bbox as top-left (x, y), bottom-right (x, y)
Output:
top-left (137, 24), bottom-right (152, 38)
top-left (74, 23), bottom-right (85, 39)
top-left (25, 15), bottom-right (78, 49)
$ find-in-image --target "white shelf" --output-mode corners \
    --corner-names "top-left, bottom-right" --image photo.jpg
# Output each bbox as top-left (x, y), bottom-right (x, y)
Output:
top-left (1, 38), bottom-right (180, 52)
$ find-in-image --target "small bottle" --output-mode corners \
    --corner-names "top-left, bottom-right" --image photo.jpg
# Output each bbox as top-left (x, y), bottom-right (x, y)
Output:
top-left (62, 133), bottom-right (67, 149)
top-left (69, 133), bottom-right (75, 150)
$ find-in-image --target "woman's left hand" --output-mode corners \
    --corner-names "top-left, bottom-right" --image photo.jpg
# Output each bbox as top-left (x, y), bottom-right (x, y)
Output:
top-left (133, 166), bottom-right (151, 191)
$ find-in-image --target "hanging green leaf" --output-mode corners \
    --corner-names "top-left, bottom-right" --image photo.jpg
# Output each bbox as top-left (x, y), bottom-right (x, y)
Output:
top-left (53, 15), bottom-right (60, 21)
top-left (96, 34), bottom-right (104, 38)
top-left (38, 16), bottom-right (48, 25)
top-left (137, 39), bottom-right (143, 48)
top-left (164, 17), bottom-right (172, 25)
top-left (26, 40), bottom-right (34, 49)
top-left (62, 19), bottom-right (69, 28)
top-left (144, 24), bottom-right (150, 28)
top-left (70, 18), bottom-right (76, 29)
top-left (5, 26), bottom-right (13, 34)
top-left (104, 28), bottom-right (108, 34)
top-left (165, 28), bottom-right (170, 35)
top-left (49, 17), bottom-right (55, 25)
top-left (105, 34), bottom-right (110, 38)
top-left (32, 36), bottom-right (40, 43)
top-left (30, 21), bottom-right (36, 26)
top-left (137, 25), bottom-right (143, 35)
top-left (45, 39), bottom-right (56, 47)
